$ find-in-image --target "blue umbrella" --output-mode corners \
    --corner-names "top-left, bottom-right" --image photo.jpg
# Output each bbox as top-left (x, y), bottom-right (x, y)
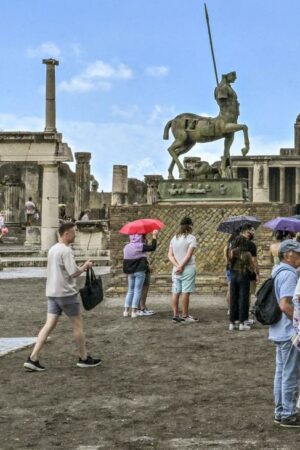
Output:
top-left (263, 217), bottom-right (300, 233)
top-left (217, 215), bottom-right (261, 234)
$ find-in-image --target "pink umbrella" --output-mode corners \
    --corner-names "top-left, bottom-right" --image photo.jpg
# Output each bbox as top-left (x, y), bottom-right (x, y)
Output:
top-left (119, 218), bottom-right (165, 235)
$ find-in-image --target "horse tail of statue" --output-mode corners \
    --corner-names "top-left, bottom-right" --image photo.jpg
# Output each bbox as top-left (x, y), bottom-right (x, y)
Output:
top-left (163, 119), bottom-right (173, 140)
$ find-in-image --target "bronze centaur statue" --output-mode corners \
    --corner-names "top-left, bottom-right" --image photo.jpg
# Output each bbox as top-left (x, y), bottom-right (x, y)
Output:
top-left (163, 72), bottom-right (249, 179)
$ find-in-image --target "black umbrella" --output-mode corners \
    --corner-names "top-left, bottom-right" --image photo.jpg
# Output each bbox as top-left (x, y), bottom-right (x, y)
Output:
top-left (217, 215), bottom-right (261, 234)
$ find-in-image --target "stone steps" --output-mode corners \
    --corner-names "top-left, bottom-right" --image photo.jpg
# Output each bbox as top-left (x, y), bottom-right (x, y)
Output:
top-left (0, 255), bottom-right (110, 269)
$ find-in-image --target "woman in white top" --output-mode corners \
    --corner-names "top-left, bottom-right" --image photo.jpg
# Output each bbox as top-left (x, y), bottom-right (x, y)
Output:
top-left (168, 216), bottom-right (198, 323)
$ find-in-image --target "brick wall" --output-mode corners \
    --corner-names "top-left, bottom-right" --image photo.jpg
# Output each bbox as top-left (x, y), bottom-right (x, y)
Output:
top-left (107, 202), bottom-right (292, 296)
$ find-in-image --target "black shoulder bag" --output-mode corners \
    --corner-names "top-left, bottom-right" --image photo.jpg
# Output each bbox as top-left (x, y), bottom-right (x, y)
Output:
top-left (79, 268), bottom-right (103, 311)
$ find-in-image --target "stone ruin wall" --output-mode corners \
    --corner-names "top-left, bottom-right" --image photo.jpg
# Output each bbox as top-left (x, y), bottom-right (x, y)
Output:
top-left (108, 202), bottom-right (292, 296)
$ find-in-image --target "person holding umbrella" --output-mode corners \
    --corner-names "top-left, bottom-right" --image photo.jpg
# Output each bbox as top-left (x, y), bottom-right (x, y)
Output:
top-left (229, 235), bottom-right (256, 331)
top-left (120, 219), bottom-right (163, 318)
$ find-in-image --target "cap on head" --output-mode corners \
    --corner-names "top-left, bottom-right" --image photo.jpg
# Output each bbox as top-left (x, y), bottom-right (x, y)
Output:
top-left (279, 239), bottom-right (300, 255)
top-left (180, 216), bottom-right (193, 226)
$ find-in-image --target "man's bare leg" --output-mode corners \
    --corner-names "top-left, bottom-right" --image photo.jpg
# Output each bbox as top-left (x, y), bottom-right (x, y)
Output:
top-left (172, 293), bottom-right (180, 317)
top-left (69, 315), bottom-right (88, 360)
top-left (140, 284), bottom-right (149, 311)
top-left (181, 292), bottom-right (190, 317)
top-left (30, 313), bottom-right (59, 361)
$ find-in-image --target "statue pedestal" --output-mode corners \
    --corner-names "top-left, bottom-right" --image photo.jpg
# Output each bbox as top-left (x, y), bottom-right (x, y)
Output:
top-left (157, 179), bottom-right (248, 202)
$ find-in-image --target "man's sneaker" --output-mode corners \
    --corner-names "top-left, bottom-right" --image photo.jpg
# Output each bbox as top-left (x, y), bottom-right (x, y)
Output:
top-left (239, 323), bottom-right (251, 331)
top-left (245, 319), bottom-right (255, 326)
top-left (123, 310), bottom-right (130, 317)
top-left (172, 316), bottom-right (184, 323)
top-left (274, 416), bottom-right (281, 425)
top-left (182, 315), bottom-right (199, 323)
top-left (140, 308), bottom-right (155, 316)
top-left (280, 416), bottom-right (300, 428)
top-left (24, 357), bottom-right (46, 372)
top-left (229, 323), bottom-right (238, 331)
top-left (77, 355), bottom-right (102, 368)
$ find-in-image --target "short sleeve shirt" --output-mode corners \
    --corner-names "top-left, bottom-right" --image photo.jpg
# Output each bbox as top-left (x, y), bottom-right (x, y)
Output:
top-left (246, 240), bottom-right (257, 257)
top-left (269, 263), bottom-right (298, 342)
top-left (170, 234), bottom-right (197, 267)
top-left (46, 243), bottom-right (79, 297)
top-left (25, 201), bottom-right (36, 214)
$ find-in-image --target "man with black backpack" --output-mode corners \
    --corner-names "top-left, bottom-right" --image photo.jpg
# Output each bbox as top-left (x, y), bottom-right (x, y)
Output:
top-left (269, 240), bottom-right (300, 428)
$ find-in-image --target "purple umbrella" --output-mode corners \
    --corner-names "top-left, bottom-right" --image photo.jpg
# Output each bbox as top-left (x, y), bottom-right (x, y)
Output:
top-left (263, 217), bottom-right (300, 232)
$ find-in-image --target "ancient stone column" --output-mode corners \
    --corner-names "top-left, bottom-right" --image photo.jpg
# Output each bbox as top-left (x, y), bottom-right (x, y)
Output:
top-left (111, 165), bottom-right (128, 205)
top-left (41, 163), bottom-right (59, 250)
top-left (5, 183), bottom-right (20, 223)
top-left (295, 115), bottom-right (300, 154)
top-left (144, 175), bottom-right (163, 204)
top-left (232, 167), bottom-right (238, 179)
top-left (74, 152), bottom-right (91, 219)
top-left (43, 58), bottom-right (59, 132)
top-left (280, 167), bottom-right (285, 203)
top-left (248, 167), bottom-right (253, 202)
top-left (296, 167), bottom-right (300, 204)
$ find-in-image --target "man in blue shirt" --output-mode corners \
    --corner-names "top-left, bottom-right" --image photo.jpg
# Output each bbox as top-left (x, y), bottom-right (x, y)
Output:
top-left (270, 240), bottom-right (300, 427)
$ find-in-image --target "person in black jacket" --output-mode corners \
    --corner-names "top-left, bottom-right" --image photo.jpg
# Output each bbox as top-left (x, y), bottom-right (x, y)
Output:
top-left (123, 230), bottom-right (158, 318)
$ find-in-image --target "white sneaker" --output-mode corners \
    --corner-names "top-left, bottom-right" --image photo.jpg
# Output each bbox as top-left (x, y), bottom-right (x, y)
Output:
top-left (245, 319), bottom-right (255, 325)
top-left (239, 323), bottom-right (251, 331)
top-left (229, 323), bottom-right (238, 331)
top-left (182, 315), bottom-right (199, 323)
top-left (142, 308), bottom-right (155, 316)
top-left (131, 312), bottom-right (138, 318)
top-left (123, 310), bottom-right (130, 317)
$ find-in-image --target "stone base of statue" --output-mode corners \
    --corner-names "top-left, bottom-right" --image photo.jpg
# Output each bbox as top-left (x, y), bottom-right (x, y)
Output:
top-left (157, 178), bottom-right (248, 202)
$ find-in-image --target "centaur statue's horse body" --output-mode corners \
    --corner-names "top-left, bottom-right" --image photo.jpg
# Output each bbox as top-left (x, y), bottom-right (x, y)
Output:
top-left (163, 72), bottom-right (250, 179)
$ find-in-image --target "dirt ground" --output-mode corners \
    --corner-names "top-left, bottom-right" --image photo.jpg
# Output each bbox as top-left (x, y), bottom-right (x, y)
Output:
top-left (0, 278), bottom-right (299, 450)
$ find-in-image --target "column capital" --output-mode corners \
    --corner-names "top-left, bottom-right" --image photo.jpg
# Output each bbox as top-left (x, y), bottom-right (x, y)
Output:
top-left (43, 58), bottom-right (59, 66)
top-left (75, 152), bottom-right (92, 163)
top-left (144, 175), bottom-right (163, 187)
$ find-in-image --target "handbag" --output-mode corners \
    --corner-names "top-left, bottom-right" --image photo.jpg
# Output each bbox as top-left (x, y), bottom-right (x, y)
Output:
top-left (79, 268), bottom-right (103, 311)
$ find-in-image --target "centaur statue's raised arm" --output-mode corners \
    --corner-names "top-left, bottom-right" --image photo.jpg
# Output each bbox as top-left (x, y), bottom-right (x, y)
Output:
top-left (163, 5), bottom-right (250, 180)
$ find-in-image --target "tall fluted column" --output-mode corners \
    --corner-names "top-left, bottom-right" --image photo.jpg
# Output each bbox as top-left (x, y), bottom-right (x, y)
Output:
top-left (43, 58), bottom-right (59, 132)
top-left (280, 167), bottom-right (285, 203)
top-left (111, 165), bottom-right (128, 205)
top-left (75, 152), bottom-right (91, 219)
top-left (41, 163), bottom-right (59, 250)
top-left (296, 167), bottom-right (300, 205)
top-left (5, 183), bottom-right (20, 223)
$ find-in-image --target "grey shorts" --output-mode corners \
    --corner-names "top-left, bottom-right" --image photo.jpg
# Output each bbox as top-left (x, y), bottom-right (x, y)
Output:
top-left (47, 294), bottom-right (80, 317)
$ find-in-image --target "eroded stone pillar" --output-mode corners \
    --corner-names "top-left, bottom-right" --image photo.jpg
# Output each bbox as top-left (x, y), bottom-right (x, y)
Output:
top-left (296, 167), bottom-right (300, 204)
top-left (5, 183), bottom-right (20, 223)
top-left (41, 163), bottom-right (59, 251)
top-left (280, 167), bottom-right (285, 203)
top-left (75, 152), bottom-right (91, 220)
top-left (111, 165), bottom-right (128, 205)
top-left (248, 167), bottom-right (253, 202)
top-left (43, 58), bottom-right (59, 132)
top-left (144, 175), bottom-right (163, 204)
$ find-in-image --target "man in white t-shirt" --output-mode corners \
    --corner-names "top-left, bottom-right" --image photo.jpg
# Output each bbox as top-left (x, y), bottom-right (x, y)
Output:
top-left (168, 216), bottom-right (198, 323)
top-left (24, 222), bottom-right (101, 371)
top-left (25, 197), bottom-right (36, 226)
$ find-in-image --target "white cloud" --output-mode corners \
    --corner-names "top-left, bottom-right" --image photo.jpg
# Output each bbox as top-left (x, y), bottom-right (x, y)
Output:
top-left (71, 43), bottom-right (83, 57)
top-left (110, 104), bottom-right (139, 119)
top-left (145, 65), bottom-right (169, 78)
top-left (59, 60), bottom-right (133, 94)
top-left (26, 42), bottom-right (61, 59)
top-left (148, 104), bottom-right (176, 124)
top-left (0, 111), bottom-right (293, 191)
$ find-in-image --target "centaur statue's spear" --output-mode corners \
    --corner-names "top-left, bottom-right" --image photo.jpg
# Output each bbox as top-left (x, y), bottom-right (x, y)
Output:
top-left (204, 3), bottom-right (219, 86)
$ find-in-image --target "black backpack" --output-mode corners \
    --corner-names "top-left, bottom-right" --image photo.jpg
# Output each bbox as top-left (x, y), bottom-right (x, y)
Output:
top-left (253, 268), bottom-right (293, 325)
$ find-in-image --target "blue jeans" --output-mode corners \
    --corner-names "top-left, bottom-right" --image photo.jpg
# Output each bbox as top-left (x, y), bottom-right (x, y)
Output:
top-left (274, 339), bottom-right (300, 419)
top-left (124, 271), bottom-right (146, 309)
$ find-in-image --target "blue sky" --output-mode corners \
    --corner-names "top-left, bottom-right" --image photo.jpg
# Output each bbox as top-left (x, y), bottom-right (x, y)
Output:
top-left (0, 0), bottom-right (300, 190)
